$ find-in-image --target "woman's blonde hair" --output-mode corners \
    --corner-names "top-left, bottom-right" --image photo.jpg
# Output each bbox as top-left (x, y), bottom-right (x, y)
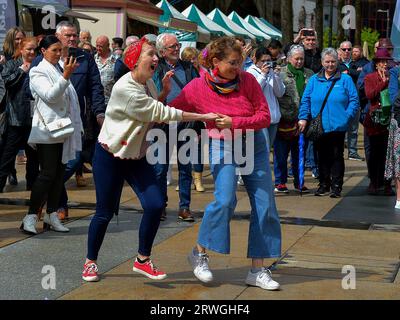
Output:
top-left (181, 47), bottom-right (199, 62)
top-left (3, 27), bottom-right (26, 58)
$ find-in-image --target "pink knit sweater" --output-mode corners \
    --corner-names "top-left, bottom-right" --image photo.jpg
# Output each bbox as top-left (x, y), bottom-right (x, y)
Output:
top-left (169, 71), bottom-right (271, 139)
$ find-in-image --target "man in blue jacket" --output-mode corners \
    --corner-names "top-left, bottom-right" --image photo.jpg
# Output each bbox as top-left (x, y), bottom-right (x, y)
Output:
top-left (27, 21), bottom-right (106, 220)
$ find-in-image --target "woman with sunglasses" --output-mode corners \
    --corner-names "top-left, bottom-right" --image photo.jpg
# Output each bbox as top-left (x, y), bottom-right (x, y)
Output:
top-left (170, 36), bottom-right (282, 291)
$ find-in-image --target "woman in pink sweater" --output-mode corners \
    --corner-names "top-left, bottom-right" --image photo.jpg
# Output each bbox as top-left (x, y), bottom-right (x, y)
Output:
top-left (170, 37), bottom-right (282, 291)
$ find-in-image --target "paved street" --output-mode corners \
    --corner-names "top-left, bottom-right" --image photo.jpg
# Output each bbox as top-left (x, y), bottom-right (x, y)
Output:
top-left (0, 148), bottom-right (399, 300)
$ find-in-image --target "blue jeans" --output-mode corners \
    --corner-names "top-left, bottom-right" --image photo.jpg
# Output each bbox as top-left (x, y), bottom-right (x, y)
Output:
top-left (198, 130), bottom-right (281, 258)
top-left (347, 108), bottom-right (361, 156)
top-left (87, 142), bottom-right (164, 260)
top-left (305, 139), bottom-right (319, 176)
top-left (154, 124), bottom-right (192, 209)
top-left (273, 135), bottom-right (300, 186)
top-left (267, 123), bottom-right (279, 150)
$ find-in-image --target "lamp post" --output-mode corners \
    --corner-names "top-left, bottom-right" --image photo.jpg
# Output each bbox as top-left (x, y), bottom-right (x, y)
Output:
top-left (377, 9), bottom-right (390, 38)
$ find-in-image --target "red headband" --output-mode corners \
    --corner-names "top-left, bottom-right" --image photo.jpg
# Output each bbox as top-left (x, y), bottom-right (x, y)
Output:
top-left (124, 37), bottom-right (148, 70)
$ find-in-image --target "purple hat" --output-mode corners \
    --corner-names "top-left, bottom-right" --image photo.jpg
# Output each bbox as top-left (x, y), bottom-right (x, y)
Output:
top-left (373, 48), bottom-right (393, 61)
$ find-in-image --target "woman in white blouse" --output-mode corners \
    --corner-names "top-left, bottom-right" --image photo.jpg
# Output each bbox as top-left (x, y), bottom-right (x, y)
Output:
top-left (21, 35), bottom-right (82, 235)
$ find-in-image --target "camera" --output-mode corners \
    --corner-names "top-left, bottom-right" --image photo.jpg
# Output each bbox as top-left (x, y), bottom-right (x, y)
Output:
top-left (265, 61), bottom-right (277, 69)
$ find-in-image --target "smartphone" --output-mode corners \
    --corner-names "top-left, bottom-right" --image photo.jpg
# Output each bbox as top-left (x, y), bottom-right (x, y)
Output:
top-left (68, 47), bottom-right (78, 58)
top-left (303, 29), bottom-right (315, 37)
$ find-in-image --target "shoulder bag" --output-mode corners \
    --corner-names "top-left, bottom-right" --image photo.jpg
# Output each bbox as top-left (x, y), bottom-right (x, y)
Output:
top-left (305, 79), bottom-right (337, 141)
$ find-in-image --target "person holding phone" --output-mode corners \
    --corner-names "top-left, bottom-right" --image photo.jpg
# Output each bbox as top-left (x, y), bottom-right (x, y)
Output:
top-left (284, 28), bottom-right (321, 74)
top-left (247, 46), bottom-right (285, 148)
top-left (20, 35), bottom-right (83, 234)
top-left (27, 21), bottom-right (106, 222)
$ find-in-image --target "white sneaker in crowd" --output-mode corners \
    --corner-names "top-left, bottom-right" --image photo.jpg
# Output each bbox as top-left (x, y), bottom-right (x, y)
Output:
top-left (395, 200), bottom-right (400, 211)
top-left (187, 248), bottom-right (213, 283)
top-left (43, 212), bottom-right (70, 232)
top-left (245, 267), bottom-right (280, 291)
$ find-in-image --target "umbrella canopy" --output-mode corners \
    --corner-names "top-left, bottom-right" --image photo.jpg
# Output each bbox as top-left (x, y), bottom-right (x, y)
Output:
top-left (228, 11), bottom-right (270, 41)
top-left (156, 0), bottom-right (210, 43)
top-left (182, 4), bottom-right (233, 38)
top-left (259, 17), bottom-right (282, 37)
top-left (207, 8), bottom-right (255, 40)
top-left (245, 15), bottom-right (282, 40)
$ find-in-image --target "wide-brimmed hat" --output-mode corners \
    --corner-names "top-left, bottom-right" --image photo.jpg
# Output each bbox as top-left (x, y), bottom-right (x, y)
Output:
top-left (377, 38), bottom-right (394, 49)
top-left (373, 48), bottom-right (393, 61)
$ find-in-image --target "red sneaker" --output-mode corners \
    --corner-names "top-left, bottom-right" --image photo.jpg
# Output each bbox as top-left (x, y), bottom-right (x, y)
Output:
top-left (132, 258), bottom-right (167, 280)
top-left (82, 262), bottom-right (99, 282)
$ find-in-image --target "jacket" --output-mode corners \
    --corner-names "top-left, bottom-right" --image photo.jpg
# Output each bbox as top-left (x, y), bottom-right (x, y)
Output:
top-left (98, 72), bottom-right (183, 159)
top-left (28, 58), bottom-right (83, 148)
top-left (27, 49), bottom-right (106, 122)
top-left (1, 58), bottom-right (31, 126)
top-left (363, 71), bottom-right (389, 136)
top-left (298, 69), bottom-right (360, 133)
top-left (247, 64), bottom-right (285, 124)
top-left (277, 65), bottom-right (313, 122)
top-left (0, 73), bottom-right (5, 112)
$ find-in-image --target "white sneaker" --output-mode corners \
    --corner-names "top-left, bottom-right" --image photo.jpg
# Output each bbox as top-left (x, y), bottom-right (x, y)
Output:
top-left (21, 214), bottom-right (38, 234)
top-left (43, 212), bottom-right (70, 232)
top-left (187, 248), bottom-right (213, 283)
top-left (395, 200), bottom-right (400, 210)
top-left (245, 267), bottom-right (280, 291)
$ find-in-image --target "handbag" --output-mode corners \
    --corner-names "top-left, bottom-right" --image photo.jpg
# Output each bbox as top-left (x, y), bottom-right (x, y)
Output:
top-left (371, 88), bottom-right (391, 127)
top-left (36, 106), bottom-right (74, 140)
top-left (305, 79), bottom-right (338, 141)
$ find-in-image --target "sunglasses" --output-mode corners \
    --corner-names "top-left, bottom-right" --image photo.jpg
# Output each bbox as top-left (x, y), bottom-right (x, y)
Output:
top-left (341, 48), bottom-right (352, 52)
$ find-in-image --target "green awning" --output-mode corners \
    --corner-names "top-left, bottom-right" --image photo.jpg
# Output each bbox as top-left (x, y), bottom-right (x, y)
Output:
top-left (182, 4), bottom-right (233, 38)
top-left (207, 8), bottom-right (255, 40)
top-left (228, 11), bottom-right (270, 41)
top-left (245, 15), bottom-right (282, 39)
top-left (156, 0), bottom-right (210, 43)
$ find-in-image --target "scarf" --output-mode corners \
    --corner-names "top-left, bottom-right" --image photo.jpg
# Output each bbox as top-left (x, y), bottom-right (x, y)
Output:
top-left (288, 63), bottom-right (306, 98)
top-left (204, 69), bottom-right (239, 95)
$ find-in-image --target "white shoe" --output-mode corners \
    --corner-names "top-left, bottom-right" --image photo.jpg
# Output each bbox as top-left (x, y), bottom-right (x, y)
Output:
top-left (395, 200), bottom-right (400, 210)
top-left (187, 248), bottom-right (213, 283)
top-left (245, 267), bottom-right (280, 291)
top-left (237, 175), bottom-right (244, 186)
top-left (20, 214), bottom-right (38, 234)
top-left (43, 212), bottom-right (70, 232)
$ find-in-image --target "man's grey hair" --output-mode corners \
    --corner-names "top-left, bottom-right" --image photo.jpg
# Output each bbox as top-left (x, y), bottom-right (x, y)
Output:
top-left (321, 47), bottom-right (338, 62)
top-left (56, 21), bottom-right (76, 34)
top-left (340, 40), bottom-right (352, 48)
top-left (287, 44), bottom-right (305, 58)
top-left (156, 33), bottom-right (177, 54)
top-left (125, 35), bottom-right (139, 47)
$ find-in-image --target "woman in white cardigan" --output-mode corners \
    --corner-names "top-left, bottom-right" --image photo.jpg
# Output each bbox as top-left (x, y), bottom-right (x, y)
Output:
top-left (82, 37), bottom-right (218, 282)
top-left (20, 35), bottom-right (83, 235)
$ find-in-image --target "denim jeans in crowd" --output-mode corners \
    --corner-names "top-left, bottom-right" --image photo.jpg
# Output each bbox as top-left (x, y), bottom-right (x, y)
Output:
top-left (267, 123), bottom-right (279, 150)
top-left (87, 142), bottom-right (164, 260)
top-left (273, 135), bottom-right (300, 186)
top-left (154, 123), bottom-right (192, 209)
top-left (305, 139), bottom-right (319, 177)
top-left (347, 108), bottom-right (361, 157)
top-left (198, 130), bottom-right (281, 258)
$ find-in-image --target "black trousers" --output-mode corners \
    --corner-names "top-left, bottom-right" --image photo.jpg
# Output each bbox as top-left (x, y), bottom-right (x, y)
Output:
top-left (314, 131), bottom-right (346, 189)
top-left (28, 144), bottom-right (65, 215)
top-left (368, 133), bottom-right (389, 188)
top-left (0, 125), bottom-right (39, 190)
